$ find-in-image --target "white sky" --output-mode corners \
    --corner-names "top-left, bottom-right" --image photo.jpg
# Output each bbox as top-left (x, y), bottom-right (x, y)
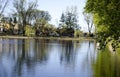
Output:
top-left (4, 0), bottom-right (88, 32)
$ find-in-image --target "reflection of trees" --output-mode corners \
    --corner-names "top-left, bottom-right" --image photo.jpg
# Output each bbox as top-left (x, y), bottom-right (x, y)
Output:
top-left (0, 39), bottom-right (52, 77)
top-left (80, 41), bottom-right (96, 76)
top-left (60, 40), bottom-right (78, 67)
top-left (34, 39), bottom-right (51, 62)
top-left (93, 49), bottom-right (120, 77)
top-left (15, 39), bottom-right (51, 76)
top-left (86, 41), bottom-right (96, 64)
top-left (0, 39), bottom-right (21, 77)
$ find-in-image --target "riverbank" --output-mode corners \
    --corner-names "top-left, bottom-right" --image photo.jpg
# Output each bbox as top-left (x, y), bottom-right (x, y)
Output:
top-left (0, 35), bottom-right (95, 41)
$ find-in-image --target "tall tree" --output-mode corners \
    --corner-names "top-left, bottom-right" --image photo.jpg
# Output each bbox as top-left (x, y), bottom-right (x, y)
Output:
top-left (13, 0), bottom-right (37, 34)
top-left (59, 13), bottom-right (66, 27)
top-left (83, 12), bottom-right (93, 36)
top-left (59, 6), bottom-right (79, 37)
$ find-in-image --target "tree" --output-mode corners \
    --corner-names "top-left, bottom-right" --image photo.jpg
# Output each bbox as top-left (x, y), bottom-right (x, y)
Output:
top-left (83, 12), bottom-right (93, 36)
top-left (34, 17), bottom-right (55, 36)
top-left (84, 0), bottom-right (120, 50)
top-left (32, 10), bottom-right (52, 36)
top-left (59, 6), bottom-right (79, 37)
top-left (32, 9), bottom-right (51, 24)
top-left (59, 13), bottom-right (66, 27)
top-left (13, 0), bottom-right (37, 34)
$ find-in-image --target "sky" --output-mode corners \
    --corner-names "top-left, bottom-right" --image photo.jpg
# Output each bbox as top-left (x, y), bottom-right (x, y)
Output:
top-left (5, 0), bottom-right (88, 32)
top-left (38, 0), bottom-right (88, 32)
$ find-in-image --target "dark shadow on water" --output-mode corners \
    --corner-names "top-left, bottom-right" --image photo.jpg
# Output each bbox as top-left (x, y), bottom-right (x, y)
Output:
top-left (59, 40), bottom-right (77, 67)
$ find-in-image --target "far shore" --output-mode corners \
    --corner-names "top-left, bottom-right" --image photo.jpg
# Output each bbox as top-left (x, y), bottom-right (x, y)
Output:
top-left (0, 35), bottom-right (95, 41)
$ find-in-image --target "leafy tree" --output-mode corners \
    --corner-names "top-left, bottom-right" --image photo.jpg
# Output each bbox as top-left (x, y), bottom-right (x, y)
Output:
top-left (34, 18), bottom-right (55, 36)
top-left (59, 13), bottom-right (66, 27)
top-left (33, 10), bottom-right (52, 36)
top-left (84, 0), bottom-right (120, 50)
top-left (13, 0), bottom-right (37, 35)
top-left (59, 6), bottom-right (79, 37)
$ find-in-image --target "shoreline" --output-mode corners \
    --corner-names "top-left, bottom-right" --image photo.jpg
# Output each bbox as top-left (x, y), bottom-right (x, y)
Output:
top-left (0, 35), bottom-right (95, 41)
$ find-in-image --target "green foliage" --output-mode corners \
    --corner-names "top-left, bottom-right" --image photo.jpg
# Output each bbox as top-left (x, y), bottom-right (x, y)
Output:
top-left (59, 6), bottom-right (80, 37)
top-left (74, 30), bottom-right (83, 37)
top-left (13, 0), bottom-right (38, 34)
top-left (85, 0), bottom-right (120, 50)
top-left (34, 18), bottom-right (56, 36)
top-left (25, 25), bottom-right (35, 36)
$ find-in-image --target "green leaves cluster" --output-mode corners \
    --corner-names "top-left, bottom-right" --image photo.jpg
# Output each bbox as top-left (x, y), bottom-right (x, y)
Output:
top-left (25, 25), bottom-right (35, 36)
top-left (34, 18), bottom-right (56, 37)
top-left (85, 0), bottom-right (120, 50)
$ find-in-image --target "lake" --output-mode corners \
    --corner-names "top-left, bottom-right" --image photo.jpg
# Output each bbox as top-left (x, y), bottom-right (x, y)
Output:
top-left (0, 38), bottom-right (120, 77)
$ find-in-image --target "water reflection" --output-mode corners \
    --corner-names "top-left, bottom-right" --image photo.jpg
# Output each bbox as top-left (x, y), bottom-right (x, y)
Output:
top-left (0, 38), bottom-right (97, 77)
top-left (0, 39), bottom-right (51, 77)
top-left (93, 49), bottom-right (120, 77)
top-left (59, 40), bottom-right (79, 69)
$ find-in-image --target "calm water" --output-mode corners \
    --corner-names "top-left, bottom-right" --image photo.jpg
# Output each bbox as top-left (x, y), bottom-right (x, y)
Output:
top-left (0, 38), bottom-right (120, 77)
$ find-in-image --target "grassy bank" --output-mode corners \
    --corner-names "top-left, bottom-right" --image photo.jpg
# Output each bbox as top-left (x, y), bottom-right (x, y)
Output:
top-left (0, 35), bottom-right (95, 41)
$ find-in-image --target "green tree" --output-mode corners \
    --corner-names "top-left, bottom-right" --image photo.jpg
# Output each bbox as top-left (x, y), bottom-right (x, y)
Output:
top-left (59, 13), bottom-right (66, 27)
top-left (84, 0), bottom-right (120, 50)
top-left (59, 6), bottom-right (79, 37)
top-left (35, 19), bottom-right (56, 37)
top-left (13, 0), bottom-right (37, 35)
top-left (33, 10), bottom-right (52, 36)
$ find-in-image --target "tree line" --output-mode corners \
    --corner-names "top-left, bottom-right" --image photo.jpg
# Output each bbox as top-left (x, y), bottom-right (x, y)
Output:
top-left (0, 0), bottom-right (95, 37)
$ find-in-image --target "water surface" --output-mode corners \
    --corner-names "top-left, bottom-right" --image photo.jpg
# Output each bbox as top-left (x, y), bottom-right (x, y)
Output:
top-left (0, 38), bottom-right (119, 77)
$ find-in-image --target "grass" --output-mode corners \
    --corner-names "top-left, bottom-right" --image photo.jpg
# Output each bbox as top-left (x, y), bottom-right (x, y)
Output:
top-left (0, 35), bottom-right (95, 41)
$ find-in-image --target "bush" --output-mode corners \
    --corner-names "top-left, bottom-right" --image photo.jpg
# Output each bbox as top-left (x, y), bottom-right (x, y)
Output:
top-left (25, 25), bottom-right (35, 36)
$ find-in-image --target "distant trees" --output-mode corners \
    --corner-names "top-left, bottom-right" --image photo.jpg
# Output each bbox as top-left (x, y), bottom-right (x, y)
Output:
top-left (58, 6), bottom-right (80, 37)
top-left (34, 18), bottom-right (55, 36)
top-left (0, 16), bottom-right (18, 34)
top-left (13, 0), bottom-right (38, 34)
top-left (0, 1), bottom-right (84, 38)
top-left (12, 0), bottom-right (54, 36)
top-left (33, 10), bottom-right (54, 36)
